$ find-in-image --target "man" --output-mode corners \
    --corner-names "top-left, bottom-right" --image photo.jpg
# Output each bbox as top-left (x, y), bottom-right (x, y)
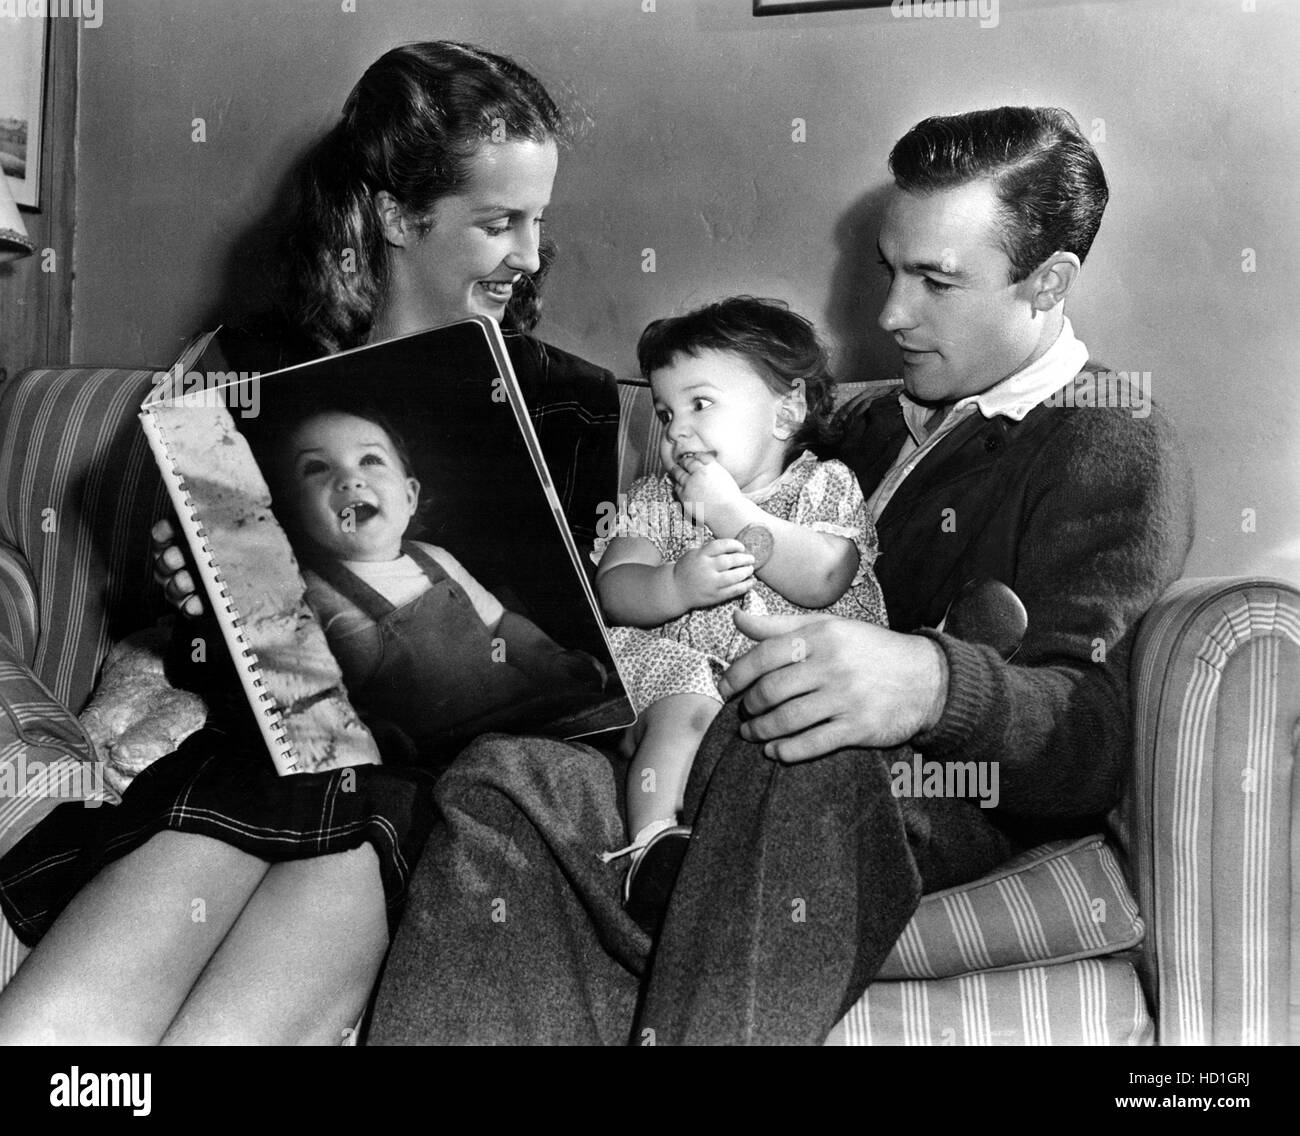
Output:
top-left (370, 106), bottom-right (1194, 1046)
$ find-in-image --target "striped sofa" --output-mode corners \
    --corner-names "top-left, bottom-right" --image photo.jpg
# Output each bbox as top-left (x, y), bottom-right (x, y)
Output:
top-left (0, 347), bottom-right (1296, 1045)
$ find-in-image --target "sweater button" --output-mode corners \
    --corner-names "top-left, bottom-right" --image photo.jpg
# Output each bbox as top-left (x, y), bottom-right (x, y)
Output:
top-left (984, 435), bottom-right (1001, 453)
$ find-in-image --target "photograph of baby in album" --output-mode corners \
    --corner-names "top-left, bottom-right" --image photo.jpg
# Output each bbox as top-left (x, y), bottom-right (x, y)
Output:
top-left (144, 318), bottom-right (630, 775)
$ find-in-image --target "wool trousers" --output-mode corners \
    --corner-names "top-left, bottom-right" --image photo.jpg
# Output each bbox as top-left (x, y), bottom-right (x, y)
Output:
top-left (368, 700), bottom-right (1011, 1045)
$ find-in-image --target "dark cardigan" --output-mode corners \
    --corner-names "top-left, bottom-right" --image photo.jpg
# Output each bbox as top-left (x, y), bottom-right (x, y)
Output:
top-left (834, 365), bottom-right (1195, 842)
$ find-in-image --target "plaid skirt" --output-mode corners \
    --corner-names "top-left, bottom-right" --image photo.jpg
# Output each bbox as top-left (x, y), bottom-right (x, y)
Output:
top-left (0, 724), bottom-right (438, 947)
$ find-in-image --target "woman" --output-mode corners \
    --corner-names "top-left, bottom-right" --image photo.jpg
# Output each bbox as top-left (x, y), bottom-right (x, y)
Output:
top-left (0, 42), bottom-right (618, 1045)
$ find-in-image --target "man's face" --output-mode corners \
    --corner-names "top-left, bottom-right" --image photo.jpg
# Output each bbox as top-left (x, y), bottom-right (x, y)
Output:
top-left (876, 180), bottom-right (1046, 403)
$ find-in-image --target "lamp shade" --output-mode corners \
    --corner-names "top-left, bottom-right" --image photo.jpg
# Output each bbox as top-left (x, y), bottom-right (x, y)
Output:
top-left (0, 175), bottom-right (35, 263)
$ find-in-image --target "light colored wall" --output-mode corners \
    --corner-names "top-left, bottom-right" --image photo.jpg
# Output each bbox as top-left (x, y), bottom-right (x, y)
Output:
top-left (72, 0), bottom-right (1300, 582)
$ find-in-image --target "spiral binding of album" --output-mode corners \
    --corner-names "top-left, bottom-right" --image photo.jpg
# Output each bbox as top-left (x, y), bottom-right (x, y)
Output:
top-left (139, 408), bottom-right (299, 772)
top-left (139, 318), bottom-right (629, 773)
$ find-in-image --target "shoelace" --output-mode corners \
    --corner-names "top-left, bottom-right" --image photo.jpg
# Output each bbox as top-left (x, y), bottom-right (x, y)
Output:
top-left (599, 817), bottom-right (677, 864)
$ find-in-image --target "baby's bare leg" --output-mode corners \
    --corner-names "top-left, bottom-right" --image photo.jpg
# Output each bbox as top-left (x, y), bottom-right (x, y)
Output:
top-left (626, 693), bottom-right (723, 840)
top-left (161, 844), bottom-right (387, 1045)
top-left (0, 831), bottom-right (268, 1044)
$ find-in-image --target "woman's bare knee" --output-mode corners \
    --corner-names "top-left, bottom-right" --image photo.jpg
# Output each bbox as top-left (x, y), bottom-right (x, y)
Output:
top-left (0, 831), bottom-right (268, 1044)
top-left (162, 845), bottom-right (387, 1045)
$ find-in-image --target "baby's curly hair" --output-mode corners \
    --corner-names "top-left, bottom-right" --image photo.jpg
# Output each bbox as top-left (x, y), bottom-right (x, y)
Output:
top-left (636, 296), bottom-right (842, 460)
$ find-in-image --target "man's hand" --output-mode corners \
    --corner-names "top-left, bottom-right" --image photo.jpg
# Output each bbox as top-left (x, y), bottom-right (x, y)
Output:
top-left (670, 451), bottom-right (744, 532)
top-left (672, 538), bottom-right (755, 610)
top-left (718, 610), bottom-right (949, 762)
top-left (151, 518), bottom-right (205, 619)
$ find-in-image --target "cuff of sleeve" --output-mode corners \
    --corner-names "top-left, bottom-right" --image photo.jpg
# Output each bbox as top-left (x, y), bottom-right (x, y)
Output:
top-left (909, 628), bottom-right (995, 755)
top-left (808, 520), bottom-right (874, 586)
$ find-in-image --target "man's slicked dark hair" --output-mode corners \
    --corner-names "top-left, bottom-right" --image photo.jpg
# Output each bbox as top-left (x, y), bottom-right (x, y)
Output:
top-left (889, 106), bottom-right (1108, 282)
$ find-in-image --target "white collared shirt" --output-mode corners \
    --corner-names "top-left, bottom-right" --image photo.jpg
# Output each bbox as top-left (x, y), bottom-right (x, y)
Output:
top-left (865, 318), bottom-right (1090, 522)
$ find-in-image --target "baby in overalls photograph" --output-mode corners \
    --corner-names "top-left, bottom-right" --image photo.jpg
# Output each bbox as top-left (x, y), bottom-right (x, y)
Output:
top-left (593, 297), bottom-right (889, 927)
top-left (268, 405), bottom-right (607, 763)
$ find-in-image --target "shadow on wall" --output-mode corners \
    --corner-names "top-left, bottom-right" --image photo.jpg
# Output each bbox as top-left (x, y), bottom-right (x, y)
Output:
top-left (826, 181), bottom-right (900, 386)
top-left (206, 171), bottom-right (926, 396)
top-left (196, 138), bottom-right (556, 354)
top-left (195, 140), bottom-right (318, 336)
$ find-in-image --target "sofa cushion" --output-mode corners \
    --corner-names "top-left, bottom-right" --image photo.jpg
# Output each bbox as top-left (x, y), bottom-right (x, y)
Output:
top-left (0, 632), bottom-right (117, 1006)
top-left (0, 634), bottom-right (115, 864)
top-left (0, 632), bottom-right (119, 995)
top-left (877, 835), bottom-right (1144, 980)
top-left (829, 956), bottom-right (1154, 1045)
top-left (0, 636), bottom-right (113, 993)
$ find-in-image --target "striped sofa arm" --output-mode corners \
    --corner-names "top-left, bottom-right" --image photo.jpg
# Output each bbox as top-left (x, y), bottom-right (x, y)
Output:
top-left (0, 543), bottom-right (38, 666)
top-left (1115, 577), bottom-right (1300, 1045)
top-left (0, 333), bottom-right (217, 713)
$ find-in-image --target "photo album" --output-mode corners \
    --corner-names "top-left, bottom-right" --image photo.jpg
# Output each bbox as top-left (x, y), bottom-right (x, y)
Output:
top-left (140, 318), bottom-right (633, 775)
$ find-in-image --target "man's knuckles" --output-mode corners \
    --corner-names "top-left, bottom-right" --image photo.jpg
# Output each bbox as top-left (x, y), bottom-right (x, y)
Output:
top-left (739, 670), bottom-right (783, 715)
top-left (746, 701), bottom-right (803, 740)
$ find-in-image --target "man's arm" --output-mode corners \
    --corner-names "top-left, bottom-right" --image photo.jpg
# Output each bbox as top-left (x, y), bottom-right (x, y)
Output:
top-left (911, 402), bottom-right (1193, 818)
top-left (721, 401), bottom-right (1194, 821)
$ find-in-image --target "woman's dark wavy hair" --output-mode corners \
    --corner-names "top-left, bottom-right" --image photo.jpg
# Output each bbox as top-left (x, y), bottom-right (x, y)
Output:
top-left (285, 41), bottom-right (565, 353)
top-left (636, 296), bottom-right (842, 461)
top-left (889, 106), bottom-right (1108, 282)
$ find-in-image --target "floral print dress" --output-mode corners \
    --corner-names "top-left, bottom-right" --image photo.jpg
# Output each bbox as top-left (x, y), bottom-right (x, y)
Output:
top-left (592, 451), bottom-right (887, 712)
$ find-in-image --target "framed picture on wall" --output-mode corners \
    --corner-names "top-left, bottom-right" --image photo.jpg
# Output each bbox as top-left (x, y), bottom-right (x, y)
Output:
top-left (754, 0), bottom-right (891, 13)
top-left (0, 14), bottom-right (49, 209)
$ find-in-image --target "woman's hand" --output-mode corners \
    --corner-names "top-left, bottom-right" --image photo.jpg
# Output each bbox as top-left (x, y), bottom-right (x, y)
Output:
top-left (670, 452), bottom-right (745, 533)
top-left (671, 538), bottom-right (755, 610)
top-left (150, 518), bottom-right (205, 619)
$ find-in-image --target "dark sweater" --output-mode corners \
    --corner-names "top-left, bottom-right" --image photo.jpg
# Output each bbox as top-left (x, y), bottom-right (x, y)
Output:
top-left (834, 366), bottom-right (1194, 838)
top-left (499, 332), bottom-right (620, 552)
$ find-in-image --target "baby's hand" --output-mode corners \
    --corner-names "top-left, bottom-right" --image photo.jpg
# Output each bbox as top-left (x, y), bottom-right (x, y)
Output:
top-left (151, 518), bottom-right (205, 619)
top-left (671, 452), bottom-right (743, 531)
top-left (672, 538), bottom-right (755, 610)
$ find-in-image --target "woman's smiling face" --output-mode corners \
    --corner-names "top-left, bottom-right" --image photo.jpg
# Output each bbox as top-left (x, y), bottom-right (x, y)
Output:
top-left (388, 138), bottom-right (559, 328)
